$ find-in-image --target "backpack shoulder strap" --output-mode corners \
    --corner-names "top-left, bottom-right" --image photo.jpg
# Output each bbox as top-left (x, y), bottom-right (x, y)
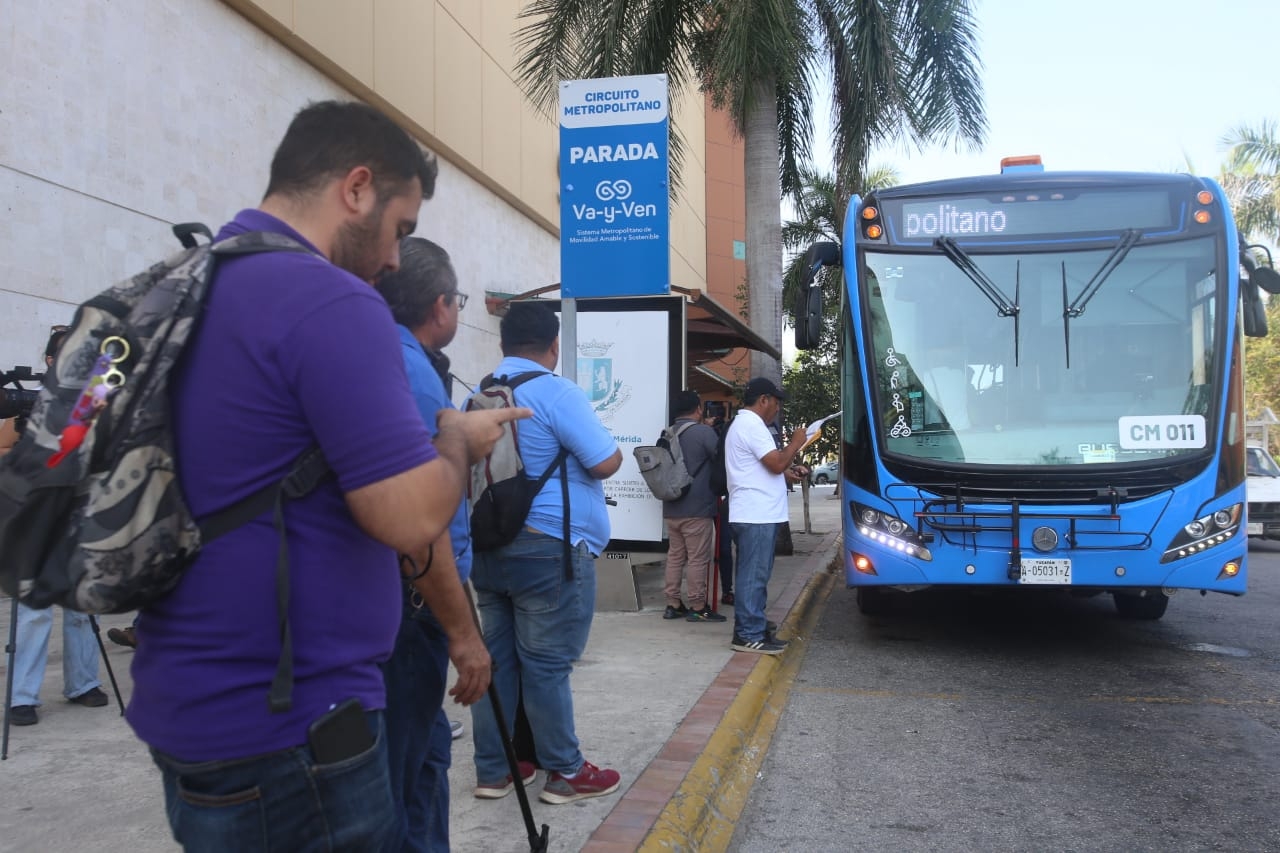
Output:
top-left (559, 451), bottom-right (573, 582)
top-left (672, 420), bottom-right (708, 477)
top-left (506, 370), bottom-right (552, 391)
top-left (198, 447), bottom-right (331, 543)
top-left (210, 231), bottom-right (314, 259)
top-left (196, 446), bottom-right (333, 714)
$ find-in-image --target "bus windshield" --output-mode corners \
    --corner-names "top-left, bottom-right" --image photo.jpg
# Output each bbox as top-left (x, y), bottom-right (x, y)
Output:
top-left (862, 234), bottom-right (1219, 466)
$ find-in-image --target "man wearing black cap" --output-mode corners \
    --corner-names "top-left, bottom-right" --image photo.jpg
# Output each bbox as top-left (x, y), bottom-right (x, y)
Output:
top-left (724, 377), bottom-right (809, 654)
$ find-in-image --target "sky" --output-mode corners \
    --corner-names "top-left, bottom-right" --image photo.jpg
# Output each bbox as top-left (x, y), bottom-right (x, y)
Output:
top-left (861, 0), bottom-right (1280, 185)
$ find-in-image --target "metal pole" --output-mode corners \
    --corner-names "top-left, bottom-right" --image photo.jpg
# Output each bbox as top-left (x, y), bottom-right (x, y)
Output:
top-left (560, 298), bottom-right (577, 385)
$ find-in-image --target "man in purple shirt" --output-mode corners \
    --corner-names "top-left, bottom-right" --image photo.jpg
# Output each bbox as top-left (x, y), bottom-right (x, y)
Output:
top-left (126, 100), bottom-right (525, 852)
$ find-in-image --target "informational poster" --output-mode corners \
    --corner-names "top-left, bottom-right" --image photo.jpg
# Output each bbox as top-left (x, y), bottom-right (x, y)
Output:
top-left (575, 309), bottom-right (670, 542)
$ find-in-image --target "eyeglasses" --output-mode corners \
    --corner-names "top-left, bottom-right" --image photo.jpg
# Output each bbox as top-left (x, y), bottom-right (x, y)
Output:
top-left (449, 292), bottom-right (469, 310)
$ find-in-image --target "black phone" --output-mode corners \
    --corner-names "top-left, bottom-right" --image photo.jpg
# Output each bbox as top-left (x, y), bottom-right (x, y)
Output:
top-left (307, 698), bottom-right (374, 764)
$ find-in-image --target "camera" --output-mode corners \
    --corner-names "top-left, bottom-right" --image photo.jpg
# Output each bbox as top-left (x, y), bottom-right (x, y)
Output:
top-left (1, 366), bottom-right (44, 430)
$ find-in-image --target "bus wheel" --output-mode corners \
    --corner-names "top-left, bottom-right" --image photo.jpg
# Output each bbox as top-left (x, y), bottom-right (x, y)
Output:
top-left (1112, 590), bottom-right (1169, 620)
top-left (856, 587), bottom-right (888, 615)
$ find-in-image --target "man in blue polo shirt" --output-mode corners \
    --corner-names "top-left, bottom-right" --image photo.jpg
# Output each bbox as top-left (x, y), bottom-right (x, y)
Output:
top-left (126, 101), bottom-right (525, 852)
top-left (374, 237), bottom-right (474, 851)
top-left (468, 302), bottom-right (625, 805)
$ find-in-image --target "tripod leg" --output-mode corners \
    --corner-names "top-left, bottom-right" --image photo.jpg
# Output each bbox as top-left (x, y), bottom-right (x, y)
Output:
top-left (3, 595), bottom-right (18, 760)
top-left (87, 616), bottom-right (125, 716)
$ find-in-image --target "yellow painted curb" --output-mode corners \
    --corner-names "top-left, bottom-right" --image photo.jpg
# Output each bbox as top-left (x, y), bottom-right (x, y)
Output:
top-left (639, 566), bottom-right (839, 852)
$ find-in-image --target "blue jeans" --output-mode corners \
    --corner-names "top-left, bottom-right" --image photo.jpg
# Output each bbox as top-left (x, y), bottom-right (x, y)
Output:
top-left (730, 522), bottom-right (779, 642)
top-left (469, 529), bottom-right (595, 782)
top-left (11, 603), bottom-right (101, 706)
top-left (381, 603), bottom-right (452, 853)
top-left (151, 710), bottom-right (394, 852)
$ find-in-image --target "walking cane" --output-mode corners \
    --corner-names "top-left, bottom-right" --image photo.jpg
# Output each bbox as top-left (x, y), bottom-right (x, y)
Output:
top-left (463, 585), bottom-right (549, 853)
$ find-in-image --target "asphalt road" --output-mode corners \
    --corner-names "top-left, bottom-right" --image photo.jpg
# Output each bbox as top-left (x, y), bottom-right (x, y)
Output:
top-left (731, 540), bottom-right (1280, 853)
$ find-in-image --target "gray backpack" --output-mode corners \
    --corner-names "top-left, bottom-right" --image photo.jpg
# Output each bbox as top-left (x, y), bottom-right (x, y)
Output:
top-left (634, 421), bottom-right (704, 501)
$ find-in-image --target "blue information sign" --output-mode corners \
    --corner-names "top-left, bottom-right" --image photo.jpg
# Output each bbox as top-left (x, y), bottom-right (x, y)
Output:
top-left (559, 74), bottom-right (670, 298)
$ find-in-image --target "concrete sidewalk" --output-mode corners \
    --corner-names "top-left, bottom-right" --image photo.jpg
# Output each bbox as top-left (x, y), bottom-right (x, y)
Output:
top-left (0, 486), bottom-right (844, 852)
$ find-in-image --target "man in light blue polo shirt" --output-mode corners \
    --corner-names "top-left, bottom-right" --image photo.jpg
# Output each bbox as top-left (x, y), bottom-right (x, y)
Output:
top-left (468, 302), bottom-right (624, 805)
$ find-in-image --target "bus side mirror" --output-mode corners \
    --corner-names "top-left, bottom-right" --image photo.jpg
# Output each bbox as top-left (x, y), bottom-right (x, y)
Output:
top-left (1252, 265), bottom-right (1280, 295)
top-left (795, 285), bottom-right (822, 349)
top-left (1243, 279), bottom-right (1268, 337)
top-left (794, 242), bottom-right (841, 350)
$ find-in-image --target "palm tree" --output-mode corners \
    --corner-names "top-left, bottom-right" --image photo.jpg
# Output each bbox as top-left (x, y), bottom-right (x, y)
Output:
top-left (514, 0), bottom-right (987, 391)
top-left (781, 162), bottom-right (899, 312)
top-left (1220, 119), bottom-right (1280, 247)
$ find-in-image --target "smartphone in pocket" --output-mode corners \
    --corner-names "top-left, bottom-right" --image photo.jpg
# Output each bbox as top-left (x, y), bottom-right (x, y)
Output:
top-left (307, 698), bottom-right (374, 764)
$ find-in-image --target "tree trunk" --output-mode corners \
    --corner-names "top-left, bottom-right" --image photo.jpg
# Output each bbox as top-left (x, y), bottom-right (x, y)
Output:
top-left (743, 77), bottom-right (784, 389)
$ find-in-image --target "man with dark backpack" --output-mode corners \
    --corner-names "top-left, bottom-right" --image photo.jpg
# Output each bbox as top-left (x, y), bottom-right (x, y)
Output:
top-left (659, 391), bottom-right (724, 623)
top-left (467, 302), bottom-right (625, 806)
top-left (56, 101), bottom-right (523, 851)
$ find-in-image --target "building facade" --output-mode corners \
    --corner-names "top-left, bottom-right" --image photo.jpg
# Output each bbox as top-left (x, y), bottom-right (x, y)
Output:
top-left (2, 0), bottom-right (746, 396)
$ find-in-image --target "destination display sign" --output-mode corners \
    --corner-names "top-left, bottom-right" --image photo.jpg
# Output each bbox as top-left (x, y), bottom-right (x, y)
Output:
top-left (882, 189), bottom-right (1179, 241)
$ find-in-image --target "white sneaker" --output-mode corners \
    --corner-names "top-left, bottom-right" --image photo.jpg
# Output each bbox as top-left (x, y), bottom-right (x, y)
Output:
top-left (450, 719), bottom-right (464, 740)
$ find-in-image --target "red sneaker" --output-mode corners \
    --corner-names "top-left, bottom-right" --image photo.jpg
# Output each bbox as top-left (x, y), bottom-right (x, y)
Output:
top-left (473, 761), bottom-right (537, 799)
top-left (538, 760), bottom-right (621, 804)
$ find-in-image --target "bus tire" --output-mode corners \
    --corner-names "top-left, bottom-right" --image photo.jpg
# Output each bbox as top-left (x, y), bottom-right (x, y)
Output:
top-left (1112, 590), bottom-right (1169, 620)
top-left (856, 586), bottom-right (888, 615)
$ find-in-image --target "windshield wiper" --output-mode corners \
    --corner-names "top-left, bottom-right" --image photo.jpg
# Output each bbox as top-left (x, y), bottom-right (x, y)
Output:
top-left (1061, 229), bottom-right (1142, 368)
top-left (934, 236), bottom-right (1021, 365)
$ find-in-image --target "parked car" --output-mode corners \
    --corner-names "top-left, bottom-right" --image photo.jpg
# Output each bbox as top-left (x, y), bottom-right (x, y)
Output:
top-left (810, 460), bottom-right (839, 485)
top-left (1246, 444), bottom-right (1280, 540)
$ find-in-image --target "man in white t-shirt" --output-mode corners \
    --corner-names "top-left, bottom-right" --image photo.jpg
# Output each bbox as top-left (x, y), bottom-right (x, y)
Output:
top-left (724, 378), bottom-right (808, 654)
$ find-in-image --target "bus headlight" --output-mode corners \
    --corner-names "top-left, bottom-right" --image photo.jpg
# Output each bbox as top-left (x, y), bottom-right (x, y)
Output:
top-left (1162, 503), bottom-right (1242, 563)
top-left (852, 501), bottom-right (932, 561)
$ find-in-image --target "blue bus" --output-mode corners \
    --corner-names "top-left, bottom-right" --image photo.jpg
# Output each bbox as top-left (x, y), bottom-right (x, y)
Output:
top-left (795, 157), bottom-right (1280, 619)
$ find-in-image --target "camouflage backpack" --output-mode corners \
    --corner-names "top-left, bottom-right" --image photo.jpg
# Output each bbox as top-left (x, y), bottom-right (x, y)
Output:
top-left (0, 228), bottom-right (328, 618)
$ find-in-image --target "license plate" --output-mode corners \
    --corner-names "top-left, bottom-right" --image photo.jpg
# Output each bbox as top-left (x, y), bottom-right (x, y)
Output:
top-left (1019, 558), bottom-right (1071, 585)
top-left (1248, 522), bottom-right (1263, 536)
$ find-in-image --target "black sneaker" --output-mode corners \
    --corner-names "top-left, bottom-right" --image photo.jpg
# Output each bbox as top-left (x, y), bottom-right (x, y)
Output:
top-left (767, 620), bottom-right (779, 634)
top-left (69, 687), bottom-right (109, 708)
top-left (730, 635), bottom-right (786, 655)
top-left (662, 603), bottom-right (689, 620)
top-left (107, 626), bottom-right (137, 649)
top-left (686, 606), bottom-right (727, 623)
top-left (721, 592), bottom-right (735, 606)
top-left (9, 705), bottom-right (38, 726)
